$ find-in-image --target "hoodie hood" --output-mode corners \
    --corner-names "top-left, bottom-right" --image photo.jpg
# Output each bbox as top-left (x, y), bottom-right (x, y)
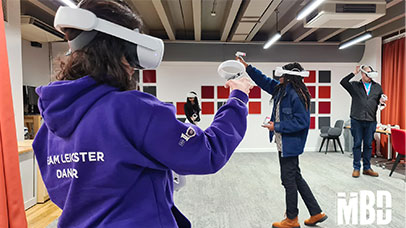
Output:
top-left (36, 76), bottom-right (118, 137)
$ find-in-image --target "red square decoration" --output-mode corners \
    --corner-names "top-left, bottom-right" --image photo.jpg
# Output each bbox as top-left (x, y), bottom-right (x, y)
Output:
top-left (217, 86), bottom-right (230, 99)
top-left (319, 86), bottom-right (331, 98)
top-left (307, 86), bottom-right (316, 98)
top-left (176, 102), bottom-right (186, 115)
top-left (202, 102), bottom-right (215, 114)
top-left (249, 86), bottom-right (261, 98)
top-left (310, 117), bottom-right (315, 129)
top-left (249, 102), bottom-right (261, 114)
top-left (202, 86), bottom-right (214, 99)
top-left (304, 70), bottom-right (316, 83)
top-left (319, 102), bottom-right (331, 114)
top-left (143, 70), bottom-right (156, 83)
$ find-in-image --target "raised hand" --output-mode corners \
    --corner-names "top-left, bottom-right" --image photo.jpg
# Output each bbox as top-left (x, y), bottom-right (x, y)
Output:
top-left (353, 65), bottom-right (360, 75)
top-left (225, 76), bottom-right (253, 95)
top-left (236, 56), bottom-right (248, 68)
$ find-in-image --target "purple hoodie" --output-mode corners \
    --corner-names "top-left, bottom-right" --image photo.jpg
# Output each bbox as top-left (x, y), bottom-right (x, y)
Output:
top-left (33, 76), bottom-right (248, 228)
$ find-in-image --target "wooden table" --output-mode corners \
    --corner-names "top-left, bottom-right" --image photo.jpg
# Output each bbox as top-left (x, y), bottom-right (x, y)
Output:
top-left (375, 129), bottom-right (393, 160)
top-left (344, 126), bottom-right (393, 160)
top-left (18, 139), bottom-right (34, 155)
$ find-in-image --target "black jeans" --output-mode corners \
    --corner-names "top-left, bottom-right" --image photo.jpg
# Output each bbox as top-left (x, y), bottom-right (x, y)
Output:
top-left (278, 152), bottom-right (322, 219)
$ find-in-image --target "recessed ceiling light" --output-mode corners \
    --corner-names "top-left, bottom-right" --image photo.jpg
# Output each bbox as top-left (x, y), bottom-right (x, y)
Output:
top-left (58, 0), bottom-right (77, 8)
top-left (264, 32), bottom-right (281, 49)
top-left (339, 32), bottom-right (372, 49)
top-left (296, 0), bottom-right (325, 21)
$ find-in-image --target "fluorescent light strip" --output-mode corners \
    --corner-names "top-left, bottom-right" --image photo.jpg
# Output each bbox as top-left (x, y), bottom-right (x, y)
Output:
top-left (263, 32), bottom-right (281, 49)
top-left (296, 0), bottom-right (325, 20)
top-left (59, 0), bottom-right (77, 8)
top-left (339, 33), bottom-right (372, 49)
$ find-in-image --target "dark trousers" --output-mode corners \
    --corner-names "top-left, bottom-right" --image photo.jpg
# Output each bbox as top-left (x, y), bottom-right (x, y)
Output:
top-left (172, 206), bottom-right (191, 228)
top-left (278, 152), bottom-right (322, 219)
top-left (350, 119), bottom-right (377, 170)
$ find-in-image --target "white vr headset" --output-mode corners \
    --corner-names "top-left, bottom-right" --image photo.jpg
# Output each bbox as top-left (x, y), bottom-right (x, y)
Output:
top-left (274, 67), bottom-right (309, 77)
top-left (186, 91), bottom-right (197, 98)
top-left (54, 6), bottom-right (164, 69)
top-left (360, 65), bottom-right (379, 79)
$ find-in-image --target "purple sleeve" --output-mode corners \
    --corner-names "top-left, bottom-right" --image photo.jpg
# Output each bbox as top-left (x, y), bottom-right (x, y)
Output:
top-left (142, 90), bottom-right (248, 175)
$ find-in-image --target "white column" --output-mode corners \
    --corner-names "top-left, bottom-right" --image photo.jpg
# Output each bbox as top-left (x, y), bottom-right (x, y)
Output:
top-left (4, 0), bottom-right (24, 140)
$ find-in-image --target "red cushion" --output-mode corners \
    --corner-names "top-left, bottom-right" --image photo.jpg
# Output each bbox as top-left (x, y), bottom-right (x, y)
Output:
top-left (391, 129), bottom-right (406, 155)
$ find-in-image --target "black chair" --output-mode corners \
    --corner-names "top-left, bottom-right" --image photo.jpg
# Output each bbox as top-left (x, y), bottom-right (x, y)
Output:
top-left (319, 120), bottom-right (344, 154)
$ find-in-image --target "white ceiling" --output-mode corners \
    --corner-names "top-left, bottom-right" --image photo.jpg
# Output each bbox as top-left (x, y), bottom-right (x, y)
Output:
top-left (20, 0), bottom-right (405, 43)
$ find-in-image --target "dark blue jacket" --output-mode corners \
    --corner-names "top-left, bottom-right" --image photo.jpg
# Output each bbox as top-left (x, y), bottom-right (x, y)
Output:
top-left (246, 65), bottom-right (310, 157)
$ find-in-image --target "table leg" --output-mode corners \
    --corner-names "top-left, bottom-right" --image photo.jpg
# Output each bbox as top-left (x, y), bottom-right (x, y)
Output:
top-left (387, 133), bottom-right (392, 160)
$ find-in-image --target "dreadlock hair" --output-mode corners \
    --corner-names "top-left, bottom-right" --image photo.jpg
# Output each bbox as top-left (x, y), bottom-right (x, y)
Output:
top-left (271, 62), bottom-right (312, 110)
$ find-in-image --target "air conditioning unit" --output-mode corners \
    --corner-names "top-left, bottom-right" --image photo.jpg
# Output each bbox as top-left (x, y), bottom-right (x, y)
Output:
top-left (304, 0), bottom-right (386, 29)
top-left (21, 15), bottom-right (65, 43)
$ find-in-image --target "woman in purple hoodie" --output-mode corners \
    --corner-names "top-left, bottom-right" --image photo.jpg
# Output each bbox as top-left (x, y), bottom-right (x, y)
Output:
top-left (33, 0), bottom-right (252, 227)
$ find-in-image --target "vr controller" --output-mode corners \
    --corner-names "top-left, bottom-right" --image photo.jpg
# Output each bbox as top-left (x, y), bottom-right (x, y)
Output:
top-left (217, 51), bottom-right (246, 80)
top-left (379, 94), bottom-right (388, 110)
top-left (235, 52), bottom-right (246, 57)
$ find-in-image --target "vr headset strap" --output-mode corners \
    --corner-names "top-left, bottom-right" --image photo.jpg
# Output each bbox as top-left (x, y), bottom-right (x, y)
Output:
top-left (69, 30), bottom-right (98, 52)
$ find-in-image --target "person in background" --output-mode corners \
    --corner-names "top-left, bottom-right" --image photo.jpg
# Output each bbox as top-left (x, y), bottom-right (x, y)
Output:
top-left (184, 91), bottom-right (201, 125)
top-left (340, 65), bottom-right (383, 178)
top-left (33, 0), bottom-right (253, 227)
top-left (173, 91), bottom-right (201, 191)
top-left (236, 57), bottom-right (327, 228)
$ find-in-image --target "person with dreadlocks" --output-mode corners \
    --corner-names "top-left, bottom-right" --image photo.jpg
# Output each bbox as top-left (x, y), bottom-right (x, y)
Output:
top-left (237, 57), bottom-right (327, 228)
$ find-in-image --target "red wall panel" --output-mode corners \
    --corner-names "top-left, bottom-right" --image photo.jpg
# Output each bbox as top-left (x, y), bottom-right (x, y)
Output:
top-left (308, 86), bottom-right (316, 98)
top-left (249, 102), bottom-right (261, 114)
top-left (319, 86), bottom-right (331, 98)
top-left (304, 70), bottom-right (316, 83)
top-left (143, 70), bottom-right (156, 83)
top-left (201, 86), bottom-right (214, 99)
top-left (176, 102), bottom-right (186, 115)
top-left (319, 102), bottom-right (331, 114)
top-left (202, 102), bottom-right (215, 114)
top-left (217, 86), bottom-right (230, 99)
top-left (310, 116), bottom-right (315, 129)
top-left (249, 86), bottom-right (261, 98)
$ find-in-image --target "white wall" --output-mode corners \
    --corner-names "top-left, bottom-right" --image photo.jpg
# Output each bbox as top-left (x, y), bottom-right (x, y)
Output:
top-left (359, 37), bottom-right (382, 84)
top-left (22, 39), bottom-right (51, 86)
top-left (48, 43), bottom-right (360, 152)
top-left (5, 0), bottom-right (24, 140)
top-left (156, 61), bottom-right (358, 153)
top-left (51, 42), bottom-right (69, 53)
